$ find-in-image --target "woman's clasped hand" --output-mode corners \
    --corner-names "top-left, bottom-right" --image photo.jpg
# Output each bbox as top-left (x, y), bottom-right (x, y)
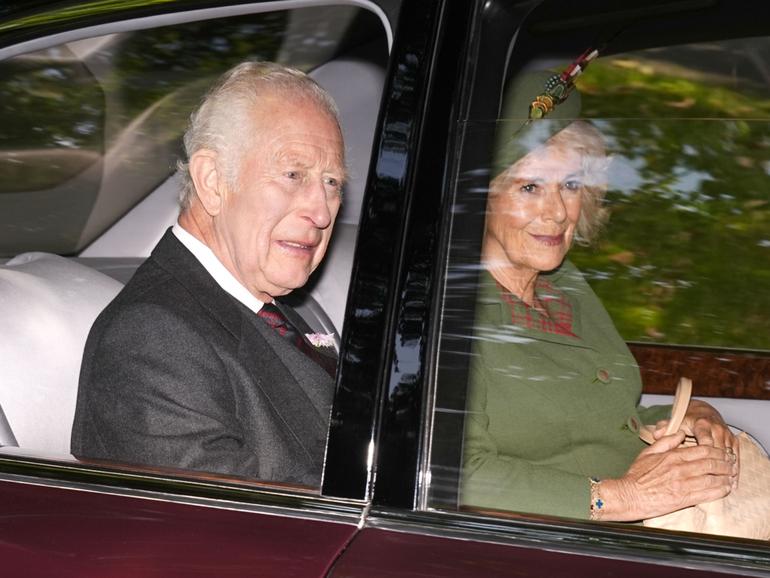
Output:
top-left (597, 428), bottom-right (739, 522)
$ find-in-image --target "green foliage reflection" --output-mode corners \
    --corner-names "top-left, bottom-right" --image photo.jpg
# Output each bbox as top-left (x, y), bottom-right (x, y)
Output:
top-left (569, 55), bottom-right (770, 350)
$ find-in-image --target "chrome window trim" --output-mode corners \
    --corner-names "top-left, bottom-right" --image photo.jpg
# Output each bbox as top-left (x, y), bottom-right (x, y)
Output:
top-left (0, 0), bottom-right (392, 61)
top-left (0, 467), bottom-right (366, 525)
top-left (364, 507), bottom-right (770, 577)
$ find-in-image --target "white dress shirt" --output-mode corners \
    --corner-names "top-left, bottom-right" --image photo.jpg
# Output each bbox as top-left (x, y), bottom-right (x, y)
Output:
top-left (172, 223), bottom-right (265, 314)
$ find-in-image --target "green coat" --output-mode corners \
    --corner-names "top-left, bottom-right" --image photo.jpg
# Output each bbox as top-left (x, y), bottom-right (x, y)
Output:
top-left (461, 261), bottom-right (669, 519)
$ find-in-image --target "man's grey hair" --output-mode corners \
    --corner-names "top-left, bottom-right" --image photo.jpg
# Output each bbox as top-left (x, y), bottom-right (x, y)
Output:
top-left (177, 61), bottom-right (342, 209)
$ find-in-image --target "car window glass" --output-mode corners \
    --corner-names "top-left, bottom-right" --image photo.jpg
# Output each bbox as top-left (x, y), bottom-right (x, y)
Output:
top-left (0, 5), bottom-right (383, 256)
top-left (424, 1), bottom-right (770, 542)
top-left (0, 3), bottom-right (388, 495)
top-left (569, 39), bottom-right (770, 350)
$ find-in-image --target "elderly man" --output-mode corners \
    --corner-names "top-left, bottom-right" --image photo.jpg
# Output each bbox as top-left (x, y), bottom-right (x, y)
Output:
top-left (71, 62), bottom-right (344, 486)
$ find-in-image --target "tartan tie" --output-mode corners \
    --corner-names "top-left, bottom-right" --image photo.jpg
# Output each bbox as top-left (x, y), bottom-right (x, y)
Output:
top-left (257, 303), bottom-right (336, 378)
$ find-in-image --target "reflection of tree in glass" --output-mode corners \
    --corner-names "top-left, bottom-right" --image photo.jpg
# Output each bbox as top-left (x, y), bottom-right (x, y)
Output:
top-left (0, 57), bottom-right (103, 149)
top-left (102, 5), bottom-right (365, 138)
top-left (104, 12), bottom-right (289, 133)
top-left (0, 54), bottom-right (104, 192)
top-left (569, 54), bottom-right (770, 349)
top-left (0, 5), bottom-right (372, 256)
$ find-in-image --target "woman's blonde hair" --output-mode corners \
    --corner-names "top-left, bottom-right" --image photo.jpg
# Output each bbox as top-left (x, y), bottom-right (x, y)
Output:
top-left (548, 120), bottom-right (609, 244)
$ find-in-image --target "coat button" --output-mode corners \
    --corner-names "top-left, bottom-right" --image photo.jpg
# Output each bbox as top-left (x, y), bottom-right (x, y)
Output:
top-left (626, 416), bottom-right (641, 433)
top-left (595, 368), bottom-right (611, 384)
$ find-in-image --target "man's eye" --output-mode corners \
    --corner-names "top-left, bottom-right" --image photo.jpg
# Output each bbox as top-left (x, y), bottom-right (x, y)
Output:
top-left (324, 177), bottom-right (343, 196)
top-left (563, 180), bottom-right (583, 191)
top-left (520, 183), bottom-right (538, 194)
top-left (285, 170), bottom-right (301, 180)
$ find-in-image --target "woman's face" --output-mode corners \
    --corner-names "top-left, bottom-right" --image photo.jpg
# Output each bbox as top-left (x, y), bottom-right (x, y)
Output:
top-left (484, 142), bottom-right (585, 278)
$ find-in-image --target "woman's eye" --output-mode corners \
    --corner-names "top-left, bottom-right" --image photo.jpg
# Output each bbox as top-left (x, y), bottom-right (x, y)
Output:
top-left (520, 183), bottom-right (538, 194)
top-left (285, 170), bottom-right (301, 180)
top-left (563, 180), bottom-right (582, 191)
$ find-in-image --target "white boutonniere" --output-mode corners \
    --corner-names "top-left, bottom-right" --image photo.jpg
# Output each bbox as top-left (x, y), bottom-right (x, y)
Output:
top-left (305, 332), bottom-right (336, 348)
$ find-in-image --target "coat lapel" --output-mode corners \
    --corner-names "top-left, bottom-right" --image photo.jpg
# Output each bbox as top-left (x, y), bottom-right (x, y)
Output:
top-left (150, 229), bottom-right (244, 339)
top-left (239, 310), bottom-right (332, 466)
top-left (476, 263), bottom-right (594, 350)
top-left (151, 229), bottom-right (332, 467)
top-left (274, 299), bottom-right (338, 365)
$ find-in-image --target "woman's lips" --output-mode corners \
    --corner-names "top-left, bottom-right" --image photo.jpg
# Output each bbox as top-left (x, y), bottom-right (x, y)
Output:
top-left (530, 233), bottom-right (564, 246)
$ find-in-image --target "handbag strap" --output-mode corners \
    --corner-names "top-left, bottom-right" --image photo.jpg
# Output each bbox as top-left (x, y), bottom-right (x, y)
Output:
top-left (639, 377), bottom-right (692, 444)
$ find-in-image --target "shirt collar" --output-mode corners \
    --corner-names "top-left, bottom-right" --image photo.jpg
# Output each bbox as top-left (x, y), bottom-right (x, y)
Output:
top-left (496, 276), bottom-right (577, 339)
top-left (172, 223), bottom-right (265, 314)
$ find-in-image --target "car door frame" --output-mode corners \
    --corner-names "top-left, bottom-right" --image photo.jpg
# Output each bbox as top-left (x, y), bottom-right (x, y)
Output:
top-left (334, 0), bottom-right (770, 576)
top-left (0, 0), bottom-right (398, 574)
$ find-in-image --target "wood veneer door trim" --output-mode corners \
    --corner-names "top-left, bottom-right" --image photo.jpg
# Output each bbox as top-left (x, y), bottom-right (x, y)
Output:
top-left (629, 343), bottom-right (770, 400)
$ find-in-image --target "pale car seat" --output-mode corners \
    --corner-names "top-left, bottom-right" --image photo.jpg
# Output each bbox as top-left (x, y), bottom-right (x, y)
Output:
top-left (0, 253), bottom-right (122, 455)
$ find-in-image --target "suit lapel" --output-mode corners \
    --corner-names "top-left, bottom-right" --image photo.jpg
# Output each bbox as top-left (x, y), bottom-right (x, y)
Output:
top-left (274, 300), bottom-right (338, 365)
top-left (240, 310), bottom-right (332, 465)
top-left (151, 229), bottom-right (332, 466)
top-left (150, 229), bottom-right (244, 339)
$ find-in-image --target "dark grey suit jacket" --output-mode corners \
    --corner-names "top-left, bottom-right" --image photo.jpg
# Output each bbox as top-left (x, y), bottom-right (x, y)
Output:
top-left (71, 229), bottom-right (334, 486)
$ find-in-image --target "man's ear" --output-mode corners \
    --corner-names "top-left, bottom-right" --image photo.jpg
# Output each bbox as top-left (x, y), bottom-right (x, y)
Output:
top-left (189, 150), bottom-right (225, 216)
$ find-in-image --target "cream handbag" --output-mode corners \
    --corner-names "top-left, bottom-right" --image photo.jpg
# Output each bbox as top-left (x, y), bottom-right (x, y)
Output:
top-left (640, 378), bottom-right (770, 540)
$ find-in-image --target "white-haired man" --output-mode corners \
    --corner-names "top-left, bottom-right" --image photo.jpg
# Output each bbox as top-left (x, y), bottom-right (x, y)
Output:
top-left (72, 62), bottom-right (345, 485)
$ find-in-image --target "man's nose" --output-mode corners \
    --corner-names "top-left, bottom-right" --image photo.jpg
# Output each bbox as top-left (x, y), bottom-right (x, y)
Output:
top-left (301, 178), bottom-right (333, 229)
top-left (541, 185), bottom-right (567, 223)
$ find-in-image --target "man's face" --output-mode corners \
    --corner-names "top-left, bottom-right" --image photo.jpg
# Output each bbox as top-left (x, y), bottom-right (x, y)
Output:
top-left (210, 95), bottom-right (344, 302)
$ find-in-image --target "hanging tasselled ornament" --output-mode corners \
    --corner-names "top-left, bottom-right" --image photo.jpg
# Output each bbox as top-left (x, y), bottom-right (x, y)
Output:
top-left (529, 48), bottom-right (598, 119)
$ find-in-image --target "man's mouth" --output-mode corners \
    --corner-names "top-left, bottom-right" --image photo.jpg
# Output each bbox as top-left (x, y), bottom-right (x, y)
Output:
top-left (278, 239), bottom-right (319, 253)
